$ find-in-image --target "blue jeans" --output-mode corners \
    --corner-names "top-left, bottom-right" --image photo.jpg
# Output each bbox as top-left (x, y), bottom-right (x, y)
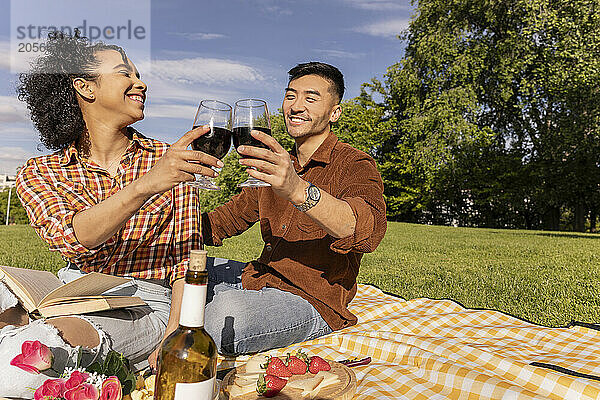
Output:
top-left (57, 266), bottom-right (171, 371)
top-left (204, 258), bottom-right (332, 356)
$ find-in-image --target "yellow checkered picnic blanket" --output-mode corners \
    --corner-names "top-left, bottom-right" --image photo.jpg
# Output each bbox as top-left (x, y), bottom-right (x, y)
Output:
top-left (218, 284), bottom-right (600, 399)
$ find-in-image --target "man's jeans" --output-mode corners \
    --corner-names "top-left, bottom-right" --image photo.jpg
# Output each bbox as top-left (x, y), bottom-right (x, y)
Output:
top-left (57, 259), bottom-right (332, 357)
top-left (204, 257), bottom-right (333, 356)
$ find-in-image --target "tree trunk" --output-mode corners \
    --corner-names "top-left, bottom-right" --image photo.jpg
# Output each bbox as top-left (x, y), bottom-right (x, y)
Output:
top-left (574, 204), bottom-right (586, 232)
top-left (543, 207), bottom-right (560, 231)
top-left (590, 210), bottom-right (597, 233)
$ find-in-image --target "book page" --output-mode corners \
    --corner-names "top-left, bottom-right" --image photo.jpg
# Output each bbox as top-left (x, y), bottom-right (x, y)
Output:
top-left (39, 296), bottom-right (146, 318)
top-left (40, 272), bottom-right (133, 306)
top-left (0, 266), bottom-right (62, 309)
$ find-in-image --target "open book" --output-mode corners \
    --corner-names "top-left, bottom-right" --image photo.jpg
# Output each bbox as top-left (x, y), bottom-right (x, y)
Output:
top-left (0, 265), bottom-right (146, 319)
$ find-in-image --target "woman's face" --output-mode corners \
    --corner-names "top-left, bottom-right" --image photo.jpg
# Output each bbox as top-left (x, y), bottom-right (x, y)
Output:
top-left (85, 49), bottom-right (147, 127)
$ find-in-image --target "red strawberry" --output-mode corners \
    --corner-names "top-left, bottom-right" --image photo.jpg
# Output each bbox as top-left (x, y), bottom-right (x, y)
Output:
top-left (286, 353), bottom-right (308, 375)
top-left (308, 356), bottom-right (331, 374)
top-left (257, 374), bottom-right (287, 397)
top-left (263, 356), bottom-right (292, 378)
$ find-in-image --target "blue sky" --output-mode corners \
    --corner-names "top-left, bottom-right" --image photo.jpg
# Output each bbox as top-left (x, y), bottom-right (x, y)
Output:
top-left (0, 0), bottom-right (413, 174)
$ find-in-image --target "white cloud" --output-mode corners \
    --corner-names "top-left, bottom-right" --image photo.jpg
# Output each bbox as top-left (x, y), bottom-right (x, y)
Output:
top-left (354, 18), bottom-right (410, 38)
top-left (0, 40), bottom-right (11, 71)
top-left (148, 57), bottom-right (267, 86)
top-left (0, 125), bottom-right (37, 139)
top-left (253, 0), bottom-right (293, 16)
top-left (139, 57), bottom-right (279, 123)
top-left (313, 49), bottom-right (366, 59)
top-left (167, 32), bottom-right (228, 41)
top-left (143, 104), bottom-right (198, 120)
top-left (0, 146), bottom-right (33, 175)
top-left (341, 0), bottom-right (412, 11)
top-left (0, 39), bottom-right (38, 73)
top-left (0, 96), bottom-right (29, 123)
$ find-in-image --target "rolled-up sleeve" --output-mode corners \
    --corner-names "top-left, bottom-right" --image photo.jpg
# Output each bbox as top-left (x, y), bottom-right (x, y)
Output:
top-left (330, 155), bottom-right (387, 254)
top-left (202, 188), bottom-right (260, 246)
top-left (16, 160), bottom-right (101, 261)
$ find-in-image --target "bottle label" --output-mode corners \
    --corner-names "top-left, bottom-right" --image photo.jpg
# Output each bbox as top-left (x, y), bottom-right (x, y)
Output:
top-left (179, 283), bottom-right (207, 327)
top-left (174, 376), bottom-right (215, 400)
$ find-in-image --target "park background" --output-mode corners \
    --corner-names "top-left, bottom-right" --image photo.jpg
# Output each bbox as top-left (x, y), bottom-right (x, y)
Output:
top-left (1, 0), bottom-right (600, 328)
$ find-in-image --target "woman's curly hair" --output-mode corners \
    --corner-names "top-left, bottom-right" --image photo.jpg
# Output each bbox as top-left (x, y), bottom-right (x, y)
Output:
top-left (17, 30), bottom-right (127, 151)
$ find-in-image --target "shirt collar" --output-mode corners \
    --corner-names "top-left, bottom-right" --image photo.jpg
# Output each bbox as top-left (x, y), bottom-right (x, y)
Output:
top-left (59, 127), bottom-right (155, 167)
top-left (291, 132), bottom-right (339, 168)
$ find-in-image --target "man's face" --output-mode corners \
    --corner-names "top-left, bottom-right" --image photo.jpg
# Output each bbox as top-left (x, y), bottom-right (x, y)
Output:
top-left (282, 74), bottom-right (341, 139)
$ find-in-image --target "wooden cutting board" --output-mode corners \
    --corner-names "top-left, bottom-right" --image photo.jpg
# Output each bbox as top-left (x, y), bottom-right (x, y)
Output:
top-left (220, 360), bottom-right (357, 400)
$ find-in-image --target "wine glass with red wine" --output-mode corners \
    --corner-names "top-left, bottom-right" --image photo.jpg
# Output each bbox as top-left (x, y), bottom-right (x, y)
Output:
top-left (233, 98), bottom-right (272, 188)
top-left (190, 100), bottom-right (232, 190)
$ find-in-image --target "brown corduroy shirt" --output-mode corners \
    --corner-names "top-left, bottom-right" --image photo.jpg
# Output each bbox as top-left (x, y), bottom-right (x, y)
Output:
top-left (202, 133), bottom-right (387, 330)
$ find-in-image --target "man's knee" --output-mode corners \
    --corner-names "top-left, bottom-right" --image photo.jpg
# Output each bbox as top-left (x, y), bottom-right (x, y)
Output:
top-left (204, 290), bottom-right (254, 354)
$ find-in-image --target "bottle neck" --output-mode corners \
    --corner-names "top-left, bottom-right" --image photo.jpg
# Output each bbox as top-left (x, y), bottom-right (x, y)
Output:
top-left (179, 274), bottom-right (208, 328)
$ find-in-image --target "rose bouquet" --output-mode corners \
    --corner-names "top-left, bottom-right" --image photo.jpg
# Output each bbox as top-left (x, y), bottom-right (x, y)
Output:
top-left (10, 340), bottom-right (137, 400)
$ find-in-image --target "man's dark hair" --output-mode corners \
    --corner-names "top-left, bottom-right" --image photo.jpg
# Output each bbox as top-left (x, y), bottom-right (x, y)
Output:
top-left (17, 30), bottom-right (127, 151)
top-left (287, 62), bottom-right (345, 103)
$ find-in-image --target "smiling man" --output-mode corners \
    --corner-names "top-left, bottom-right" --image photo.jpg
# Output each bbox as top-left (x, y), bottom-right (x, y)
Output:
top-left (198, 62), bottom-right (387, 356)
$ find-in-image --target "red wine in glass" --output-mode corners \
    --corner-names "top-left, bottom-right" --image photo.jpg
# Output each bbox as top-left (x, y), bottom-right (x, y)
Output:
top-left (232, 126), bottom-right (271, 150)
top-left (189, 100), bottom-right (232, 190)
top-left (233, 99), bottom-right (272, 188)
top-left (192, 126), bottom-right (232, 159)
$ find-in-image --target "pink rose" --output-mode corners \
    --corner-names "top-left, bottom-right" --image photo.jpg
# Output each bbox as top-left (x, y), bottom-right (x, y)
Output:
top-left (64, 383), bottom-right (99, 400)
top-left (100, 376), bottom-right (122, 400)
top-left (34, 378), bottom-right (66, 400)
top-left (10, 340), bottom-right (53, 374)
top-left (65, 370), bottom-right (90, 390)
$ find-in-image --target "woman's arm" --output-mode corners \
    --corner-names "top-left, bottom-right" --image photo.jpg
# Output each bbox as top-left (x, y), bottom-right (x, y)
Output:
top-left (73, 127), bottom-right (222, 248)
top-left (147, 278), bottom-right (184, 369)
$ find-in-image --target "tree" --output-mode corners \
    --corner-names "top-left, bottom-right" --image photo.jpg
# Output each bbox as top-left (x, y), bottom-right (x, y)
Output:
top-left (364, 0), bottom-right (600, 229)
top-left (0, 187), bottom-right (29, 225)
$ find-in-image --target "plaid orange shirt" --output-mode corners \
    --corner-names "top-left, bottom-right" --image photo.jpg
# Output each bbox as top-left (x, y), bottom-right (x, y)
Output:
top-left (16, 128), bottom-right (201, 285)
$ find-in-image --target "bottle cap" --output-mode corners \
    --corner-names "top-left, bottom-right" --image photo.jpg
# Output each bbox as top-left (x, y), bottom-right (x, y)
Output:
top-left (189, 249), bottom-right (208, 272)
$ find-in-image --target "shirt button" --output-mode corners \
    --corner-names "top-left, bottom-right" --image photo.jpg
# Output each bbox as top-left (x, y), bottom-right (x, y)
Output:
top-left (282, 224), bottom-right (286, 229)
top-left (266, 244), bottom-right (272, 251)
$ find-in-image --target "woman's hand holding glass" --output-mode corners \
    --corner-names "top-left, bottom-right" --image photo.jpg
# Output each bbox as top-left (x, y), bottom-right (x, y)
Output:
top-left (136, 126), bottom-right (224, 196)
top-left (188, 100), bottom-right (233, 190)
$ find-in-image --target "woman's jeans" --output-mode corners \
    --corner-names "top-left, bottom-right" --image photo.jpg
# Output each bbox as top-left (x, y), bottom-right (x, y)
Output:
top-left (1, 257), bottom-right (332, 386)
top-left (57, 265), bottom-right (172, 371)
top-left (61, 259), bottom-right (332, 357)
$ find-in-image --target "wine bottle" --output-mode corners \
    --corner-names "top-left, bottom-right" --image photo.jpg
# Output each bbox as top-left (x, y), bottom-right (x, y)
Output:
top-left (154, 250), bottom-right (218, 400)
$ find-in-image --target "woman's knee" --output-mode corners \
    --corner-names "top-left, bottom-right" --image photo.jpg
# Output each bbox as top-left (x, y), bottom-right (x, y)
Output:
top-left (47, 317), bottom-right (100, 348)
top-left (0, 304), bottom-right (28, 329)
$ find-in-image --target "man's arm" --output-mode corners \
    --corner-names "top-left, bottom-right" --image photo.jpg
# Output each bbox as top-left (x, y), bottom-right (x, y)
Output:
top-left (287, 179), bottom-right (355, 238)
top-left (236, 131), bottom-right (374, 240)
top-left (202, 188), bottom-right (260, 246)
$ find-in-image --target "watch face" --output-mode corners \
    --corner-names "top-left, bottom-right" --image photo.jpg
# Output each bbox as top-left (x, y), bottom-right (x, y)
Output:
top-left (308, 185), bottom-right (320, 201)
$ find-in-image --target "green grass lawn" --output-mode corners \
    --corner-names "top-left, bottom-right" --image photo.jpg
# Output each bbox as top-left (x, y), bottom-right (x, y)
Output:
top-left (1, 222), bottom-right (599, 327)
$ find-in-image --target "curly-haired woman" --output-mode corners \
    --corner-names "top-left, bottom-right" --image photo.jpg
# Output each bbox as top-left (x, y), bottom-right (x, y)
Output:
top-left (0, 31), bottom-right (220, 397)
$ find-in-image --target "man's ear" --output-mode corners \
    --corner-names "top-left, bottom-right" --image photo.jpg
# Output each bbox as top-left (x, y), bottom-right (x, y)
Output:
top-left (329, 104), bottom-right (342, 123)
top-left (72, 78), bottom-right (95, 100)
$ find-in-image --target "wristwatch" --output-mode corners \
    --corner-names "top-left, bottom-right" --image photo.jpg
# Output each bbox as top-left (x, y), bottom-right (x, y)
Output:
top-left (293, 182), bottom-right (321, 212)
